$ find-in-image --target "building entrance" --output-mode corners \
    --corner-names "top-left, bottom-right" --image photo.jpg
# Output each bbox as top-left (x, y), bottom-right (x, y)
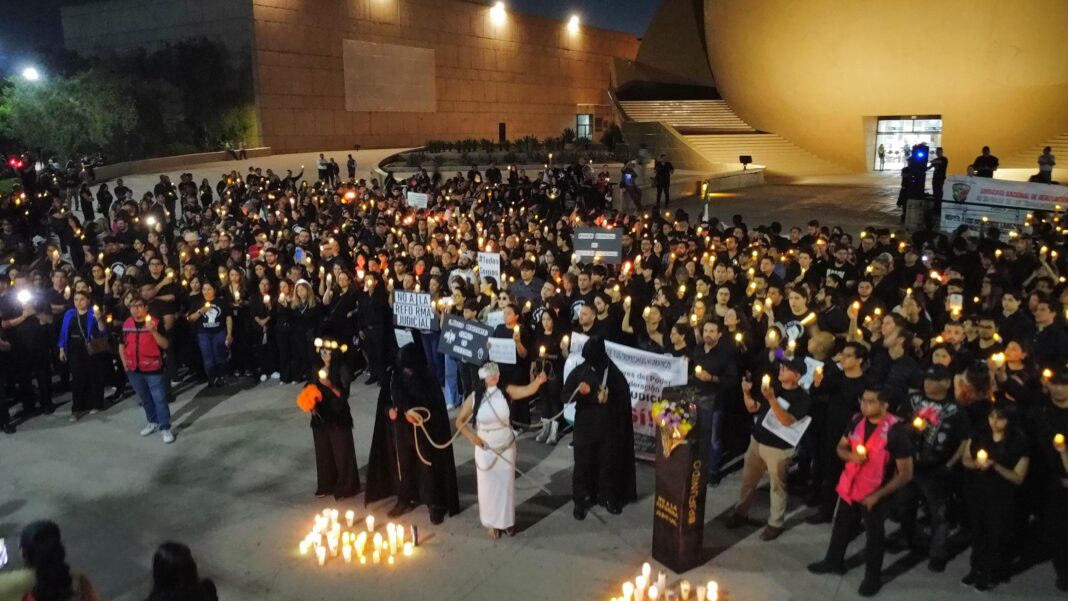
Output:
top-left (874, 116), bottom-right (942, 171)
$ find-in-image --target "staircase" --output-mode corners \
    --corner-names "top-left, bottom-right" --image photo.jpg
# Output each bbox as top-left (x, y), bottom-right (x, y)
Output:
top-left (685, 133), bottom-right (846, 177)
top-left (1003, 133), bottom-right (1068, 168)
top-left (617, 99), bottom-right (754, 133)
top-left (615, 98), bottom-right (845, 177)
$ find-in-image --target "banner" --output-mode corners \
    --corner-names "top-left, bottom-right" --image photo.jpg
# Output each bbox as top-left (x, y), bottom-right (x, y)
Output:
top-left (477, 251), bottom-right (501, 284)
top-left (564, 332), bottom-right (689, 460)
top-left (439, 314), bottom-right (492, 365)
top-left (573, 228), bottom-right (623, 264)
top-left (394, 328), bottom-right (415, 348)
top-left (393, 291), bottom-right (437, 330)
top-left (940, 176), bottom-right (1068, 236)
top-left (406, 191), bottom-right (429, 209)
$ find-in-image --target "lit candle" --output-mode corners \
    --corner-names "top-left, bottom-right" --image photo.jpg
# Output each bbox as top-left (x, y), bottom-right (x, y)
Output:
top-left (976, 449), bottom-right (989, 466)
top-left (318, 368), bottom-right (328, 380)
top-left (387, 555), bottom-right (395, 566)
top-left (680, 581), bottom-right (691, 601)
top-left (648, 585), bottom-right (659, 601)
top-left (345, 510), bottom-right (355, 527)
top-left (657, 571), bottom-right (666, 593)
top-left (373, 550), bottom-right (380, 564)
top-left (316, 545), bottom-right (327, 567)
top-left (299, 540), bottom-right (310, 555)
top-left (1055, 433), bottom-right (1065, 449)
top-left (562, 334), bottom-right (570, 349)
top-left (1043, 368), bottom-right (1053, 381)
top-left (539, 345), bottom-right (546, 358)
top-left (761, 374), bottom-right (771, 389)
top-left (991, 353), bottom-right (1005, 368)
top-left (366, 515), bottom-right (375, 532)
top-left (403, 541), bottom-right (413, 556)
top-left (913, 416), bottom-right (925, 430)
top-left (855, 444), bottom-right (867, 458)
top-left (787, 339), bottom-right (796, 353)
top-left (342, 543), bottom-right (352, 563)
top-left (623, 582), bottom-right (635, 601)
top-left (706, 581), bottom-right (718, 601)
top-left (641, 562), bottom-right (651, 581)
top-left (695, 365), bottom-right (703, 376)
top-left (696, 586), bottom-right (706, 601)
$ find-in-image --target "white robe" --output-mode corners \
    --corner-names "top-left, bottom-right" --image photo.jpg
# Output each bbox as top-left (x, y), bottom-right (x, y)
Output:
top-left (474, 386), bottom-right (515, 529)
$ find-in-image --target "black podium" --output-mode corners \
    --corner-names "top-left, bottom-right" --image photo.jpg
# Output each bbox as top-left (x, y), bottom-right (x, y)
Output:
top-left (651, 386), bottom-right (708, 573)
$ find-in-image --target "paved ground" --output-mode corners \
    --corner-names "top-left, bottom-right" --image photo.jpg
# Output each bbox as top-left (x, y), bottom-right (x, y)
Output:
top-left (0, 375), bottom-right (1062, 601)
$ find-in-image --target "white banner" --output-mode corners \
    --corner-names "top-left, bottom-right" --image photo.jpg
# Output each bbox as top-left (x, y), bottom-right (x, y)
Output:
top-left (488, 338), bottom-right (517, 364)
top-left (477, 252), bottom-right (501, 284)
top-left (940, 176), bottom-right (1068, 236)
top-left (406, 191), bottom-right (429, 209)
top-left (564, 332), bottom-right (689, 461)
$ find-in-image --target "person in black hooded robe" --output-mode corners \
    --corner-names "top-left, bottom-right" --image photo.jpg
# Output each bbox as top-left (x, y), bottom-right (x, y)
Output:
top-left (365, 344), bottom-right (460, 524)
top-left (562, 336), bottom-right (638, 519)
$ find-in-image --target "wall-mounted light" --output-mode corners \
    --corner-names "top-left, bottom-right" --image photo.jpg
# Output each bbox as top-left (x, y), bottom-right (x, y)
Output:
top-left (567, 14), bottom-right (580, 34)
top-left (490, 2), bottom-right (506, 26)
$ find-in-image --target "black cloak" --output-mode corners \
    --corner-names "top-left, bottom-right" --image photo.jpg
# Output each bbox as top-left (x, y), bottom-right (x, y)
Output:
top-left (364, 345), bottom-right (460, 515)
top-left (563, 336), bottom-right (639, 504)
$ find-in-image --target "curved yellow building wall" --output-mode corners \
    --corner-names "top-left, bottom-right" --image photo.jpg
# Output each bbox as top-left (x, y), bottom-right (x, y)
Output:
top-left (704, 0), bottom-right (1068, 173)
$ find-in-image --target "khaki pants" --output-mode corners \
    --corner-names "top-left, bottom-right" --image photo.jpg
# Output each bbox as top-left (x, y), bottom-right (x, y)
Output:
top-left (735, 436), bottom-right (794, 527)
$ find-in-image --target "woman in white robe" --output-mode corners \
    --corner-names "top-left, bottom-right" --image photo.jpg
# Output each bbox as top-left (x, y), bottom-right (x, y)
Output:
top-left (455, 362), bottom-right (547, 539)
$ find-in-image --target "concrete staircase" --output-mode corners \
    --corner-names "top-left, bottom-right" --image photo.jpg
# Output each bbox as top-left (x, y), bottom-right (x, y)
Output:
top-left (685, 133), bottom-right (846, 177)
top-left (617, 99), bottom-right (754, 132)
top-left (616, 98), bottom-right (845, 177)
top-left (1003, 133), bottom-right (1068, 168)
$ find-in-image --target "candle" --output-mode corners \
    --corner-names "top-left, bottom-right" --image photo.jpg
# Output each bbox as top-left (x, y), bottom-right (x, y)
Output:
top-left (696, 586), bottom-right (706, 601)
top-left (623, 582), bottom-right (635, 601)
top-left (342, 543), bottom-right (352, 563)
top-left (856, 444), bottom-right (867, 458)
top-left (976, 449), bottom-right (989, 465)
top-left (299, 540), bottom-right (310, 555)
top-left (991, 353), bottom-right (1005, 368)
top-left (648, 585), bottom-right (659, 601)
top-left (316, 545), bottom-right (327, 566)
top-left (642, 563), bottom-right (652, 580)
top-left (1043, 368), bottom-right (1053, 381)
top-left (695, 365), bottom-right (703, 375)
top-left (1055, 433), bottom-right (1066, 448)
top-left (539, 345), bottom-right (546, 358)
top-left (761, 374), bottom-right (771, 389)
top-left (373, 550), bottom-right (380, 564)
top-left (636, 575), bottom-right (647, 601)
top-left (657, 571), bottom-right (666, 593)
top-left (403, 541), bottom-right (413, 556)
top-left (359, 555), bottom-right (367, 565)
top-left (345, 510), bottom-right (355, 527)
top-left (706, 581), bottom-right (718, 601)
top-left (643, 306), bottom-right (651, 318)
top-left (680, 581), bottom-right (691, 600)
top-left (787, 339), bottom-right (796, 353)
top-left (387, 555), bottom-right (395, 566)
top-left (913, 416), bottom-right (925, 430)
top-left (366, 515), bottom-right (375, 532)
top-left (318, 369), bottom-right (328, 380)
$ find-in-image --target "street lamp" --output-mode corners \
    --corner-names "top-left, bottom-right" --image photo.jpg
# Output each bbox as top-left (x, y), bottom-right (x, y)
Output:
top-left (490, 2), bottom-right (506, 25)
top-left (21, 67), bottom-right (41, 82)
top-left (567, 14), bottom-right (580, 34)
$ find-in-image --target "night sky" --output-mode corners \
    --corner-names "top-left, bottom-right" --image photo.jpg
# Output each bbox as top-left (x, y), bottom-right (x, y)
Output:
top-left (0, 0), bottom-right (659, 76)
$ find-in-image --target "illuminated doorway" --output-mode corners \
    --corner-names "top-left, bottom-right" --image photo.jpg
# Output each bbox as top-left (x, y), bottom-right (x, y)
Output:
top-left (874, 116), bottom-right (942, 171)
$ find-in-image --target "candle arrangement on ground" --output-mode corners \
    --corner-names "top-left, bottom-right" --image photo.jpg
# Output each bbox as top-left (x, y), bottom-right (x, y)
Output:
top-left (297, 508), bottom-right (418, 568)
top-left (608, 562), bottom-right (720, 601)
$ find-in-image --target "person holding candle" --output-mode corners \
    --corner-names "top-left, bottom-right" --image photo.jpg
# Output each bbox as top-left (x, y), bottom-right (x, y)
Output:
top-left (250, 277), bottom-right (280, 382)
top-left (455, 362), bottom-right (547, 538)
top-left (306, 336), bottom-right (361, 500)
top-left (893, 364), bottom-right (971, 571)
top-left (1024, 366), bottom-right (1068, 591)
top-left (56, 291), bottom-right (106, 421)
top-left (563, 336), bottom-right (637, 519)
top-left (808, 387), bottom-right (914, 597)
top-left (357, 272), bottom-right (395, 386)
top-left (532, 308), bottom-right (567, 445)
top-left (961, 403), bottom-right (1029, 590)
top-left (120, 297), bottom-right (174, 443)
top-left (725, 356), bottom-right (811, 541)
top-left (186, 282), bottom-right (232, 388)
top-left (691, 319), bottom-right (738, 486)
top-left (365, 344), bottom-right (459, 525)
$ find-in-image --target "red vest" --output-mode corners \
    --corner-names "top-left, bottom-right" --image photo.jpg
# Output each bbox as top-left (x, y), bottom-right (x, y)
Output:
top-left (836, 414), bottom-right (899, 504)
top-left (121, 318), bottom-right (164, 373)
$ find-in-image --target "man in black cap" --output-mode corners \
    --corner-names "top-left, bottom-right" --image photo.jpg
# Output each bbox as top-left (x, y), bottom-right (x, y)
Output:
top-left (894, 364), bottom-right (971, 572)
top-left (726, 356), bottom-right (811, 540)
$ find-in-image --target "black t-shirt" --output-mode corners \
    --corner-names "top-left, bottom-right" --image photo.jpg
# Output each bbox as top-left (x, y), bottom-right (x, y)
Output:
top-left (967, 428), bottom-right (1028, 494)
top-left (195, 297), bottom-right (231, 333)
top-left (908, 395), bottom-right (972, 468)
top-left (752, 385), bottom-right (811, 449)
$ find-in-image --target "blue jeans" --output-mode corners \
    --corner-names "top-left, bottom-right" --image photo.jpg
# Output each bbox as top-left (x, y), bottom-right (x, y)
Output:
top-left (444, 355), bottom-right (460, 408)
top-left (128, 371), bottom-right (171, 431)
top-left (197, 330), bottom-right (228, 379)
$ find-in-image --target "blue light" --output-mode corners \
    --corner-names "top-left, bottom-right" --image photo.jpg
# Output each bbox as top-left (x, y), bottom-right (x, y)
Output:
top-left (915, 151), bottom-right (926, 159)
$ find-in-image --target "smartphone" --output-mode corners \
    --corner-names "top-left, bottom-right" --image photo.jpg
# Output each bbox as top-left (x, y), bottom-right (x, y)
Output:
top-left (0, 538), bottom-right (8, 568)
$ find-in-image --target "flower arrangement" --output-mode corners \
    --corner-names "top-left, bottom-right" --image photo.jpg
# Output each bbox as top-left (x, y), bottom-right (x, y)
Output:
top-left (651, 399), bottom-right (696, 458)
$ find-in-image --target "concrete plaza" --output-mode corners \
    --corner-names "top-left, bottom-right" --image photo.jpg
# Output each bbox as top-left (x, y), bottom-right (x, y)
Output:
top-left (0, 374), bottom-right (1062, 601)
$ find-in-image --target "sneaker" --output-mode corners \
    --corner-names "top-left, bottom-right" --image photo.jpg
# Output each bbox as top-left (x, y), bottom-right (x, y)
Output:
top-left (140, 423), bottom-right (159, 436)
top-left (807, 560), bottom-right (845, 575)
top-left (546, 421), bottom-right (560, 445)
top-left (260, 374), bottom-right (268, 383)
top-left (162, 430), bottom-right (175, 444)
top-left (104, 386), bottom-right (117, 397)
top-left (534, 420), bottom-right (550, 443)
top-left (857, 579), bottom-right (882, 597)
top-left (271, 371), bottom-right (281, 379)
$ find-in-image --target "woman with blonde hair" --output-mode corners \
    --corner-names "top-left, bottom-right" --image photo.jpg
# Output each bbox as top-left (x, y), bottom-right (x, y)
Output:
top-left (289, 279), bottom-right (321, 383)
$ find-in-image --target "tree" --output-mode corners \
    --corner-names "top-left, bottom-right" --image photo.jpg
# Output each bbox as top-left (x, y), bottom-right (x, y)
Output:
top-left (0, 70), bottom-right (136, 160)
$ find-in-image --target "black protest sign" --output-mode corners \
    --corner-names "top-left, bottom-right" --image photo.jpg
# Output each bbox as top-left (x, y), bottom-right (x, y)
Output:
top-left (439, 314), bottom-right (492, 365)
top-left (393, 291), bottom-right (437, 331)
top-left (573, 228), bottom-right (623, 264)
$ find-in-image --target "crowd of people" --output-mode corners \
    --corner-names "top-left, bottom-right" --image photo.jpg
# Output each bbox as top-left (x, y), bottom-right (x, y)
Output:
top-left (1, 152), bottom-right (1067, 598)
